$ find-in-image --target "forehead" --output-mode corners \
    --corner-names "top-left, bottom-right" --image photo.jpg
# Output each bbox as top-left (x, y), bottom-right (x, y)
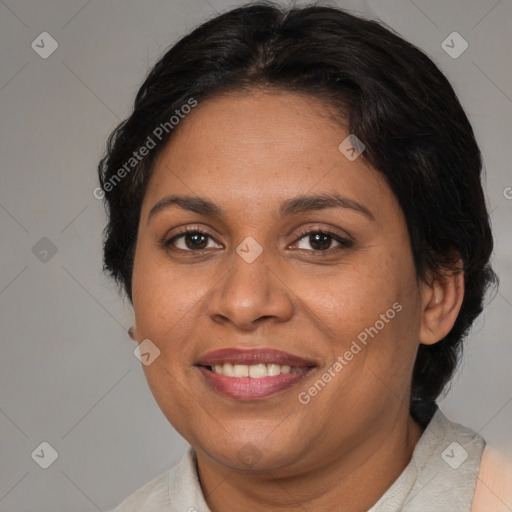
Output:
top-left (143, 89), bottom-right (395, 220)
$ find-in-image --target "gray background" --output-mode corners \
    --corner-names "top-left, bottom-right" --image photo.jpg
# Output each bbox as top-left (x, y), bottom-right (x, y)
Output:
top-left (0, 0), bottom-right (510, 510)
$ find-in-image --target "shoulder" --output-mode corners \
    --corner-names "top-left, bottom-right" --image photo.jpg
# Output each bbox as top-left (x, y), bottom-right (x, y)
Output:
top-left (472, 445), bottom-right (512, 512)
top-left (109, 469), bottom-right (171, 512)
top-left (108, 446), bottom-right (205, 512)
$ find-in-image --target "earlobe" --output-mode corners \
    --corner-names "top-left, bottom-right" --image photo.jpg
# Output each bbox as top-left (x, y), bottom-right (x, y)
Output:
top-left (419, 263), bottom-right (465, 346)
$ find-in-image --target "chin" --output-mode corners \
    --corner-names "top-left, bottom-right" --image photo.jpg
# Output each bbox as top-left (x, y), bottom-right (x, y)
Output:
top-left (199, 432), bottom-right (302, 472)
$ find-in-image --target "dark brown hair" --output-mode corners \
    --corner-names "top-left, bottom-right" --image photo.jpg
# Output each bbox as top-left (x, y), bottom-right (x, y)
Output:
top-left (98, 1), bottom-right (497, 425)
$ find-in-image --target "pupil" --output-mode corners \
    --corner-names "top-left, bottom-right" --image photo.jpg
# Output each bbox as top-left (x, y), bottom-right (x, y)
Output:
top-left (186, 233), bottom-right (207, 250)
top-left (311, 233), bottom-right (331, 250)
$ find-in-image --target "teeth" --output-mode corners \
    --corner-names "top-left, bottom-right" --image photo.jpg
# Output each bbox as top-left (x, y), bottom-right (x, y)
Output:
top-left (209, 363), bottom-right (306, 378)
top-left (267, 363), bottom-right (280, 376)
top-left (249, 364), bottom-right (268, 378)
top-left (222, 363), bottom-right (234, 377)
top-left (233, 364), bottom-right (249, 377)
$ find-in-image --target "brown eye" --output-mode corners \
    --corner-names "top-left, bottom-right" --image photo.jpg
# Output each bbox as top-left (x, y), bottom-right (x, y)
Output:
top-left (165, 229), bottom-right (222, 251)
top-left (184, 232), bottom-right (208, 250)
top-left (306, 233), bottom-right (334, 250)
top-left (295, 230), bottom-right (351, 252)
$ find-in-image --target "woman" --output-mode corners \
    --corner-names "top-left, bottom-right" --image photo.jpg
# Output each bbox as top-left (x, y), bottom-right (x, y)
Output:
top-left (98, 3), bottom-right (510, 511)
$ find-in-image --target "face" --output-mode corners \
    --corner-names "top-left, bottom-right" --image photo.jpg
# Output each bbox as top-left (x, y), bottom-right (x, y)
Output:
top-left (131, 89), bottom-right (425, 475)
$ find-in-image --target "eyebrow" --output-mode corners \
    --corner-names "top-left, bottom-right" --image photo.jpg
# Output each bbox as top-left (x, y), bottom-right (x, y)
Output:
top-left (147, 193), bottom-right (375, 224)
top-left (148, 195), bottom-right (222, 224)
top-left (280, 193), bottom-right (375, 221)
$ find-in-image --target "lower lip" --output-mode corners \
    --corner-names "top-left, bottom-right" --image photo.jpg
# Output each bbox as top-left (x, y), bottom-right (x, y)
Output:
top-left (197, 366), bottom-right (313, 400)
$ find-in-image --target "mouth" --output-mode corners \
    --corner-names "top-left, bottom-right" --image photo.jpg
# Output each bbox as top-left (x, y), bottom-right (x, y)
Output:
top-left (205, 362), bottom-right (306, 377)
top-left (195, 348), bottom-right (316, 400)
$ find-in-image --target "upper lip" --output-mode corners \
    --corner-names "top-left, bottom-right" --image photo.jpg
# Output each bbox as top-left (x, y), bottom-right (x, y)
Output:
top-left (196, 348), bottom-right (317, 368)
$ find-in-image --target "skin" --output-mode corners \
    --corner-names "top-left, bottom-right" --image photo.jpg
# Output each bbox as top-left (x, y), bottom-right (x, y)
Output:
top-left (129, 89), bottom-right (465, 511)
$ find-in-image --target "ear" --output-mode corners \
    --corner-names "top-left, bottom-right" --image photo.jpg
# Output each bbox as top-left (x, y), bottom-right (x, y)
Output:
top-left (128, 325), bottom-right (139, 342)
top-left (419, 258), bottom-right (465, 346)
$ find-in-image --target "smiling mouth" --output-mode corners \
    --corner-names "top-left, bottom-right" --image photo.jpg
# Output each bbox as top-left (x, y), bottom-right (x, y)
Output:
top-left (197, 363), bottom-right (315, 400)
top-left (203, 362), bottom-right (309, 378)
top-left (195, 347), bottom-right (317, 399)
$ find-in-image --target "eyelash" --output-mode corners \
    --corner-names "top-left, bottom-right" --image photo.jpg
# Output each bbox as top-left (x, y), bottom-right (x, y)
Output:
top-left (162, 226), bottom-right (353, 254)
top-left (292, 226), bottom-right (353, 253)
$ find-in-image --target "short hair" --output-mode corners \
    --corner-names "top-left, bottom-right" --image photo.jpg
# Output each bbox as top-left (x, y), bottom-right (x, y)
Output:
top-left (98, 1), bottom-right (497, 425)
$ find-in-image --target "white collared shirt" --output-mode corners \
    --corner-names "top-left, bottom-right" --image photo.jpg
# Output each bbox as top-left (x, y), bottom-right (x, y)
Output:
top-left (110, 408), bottom-right (486, 512)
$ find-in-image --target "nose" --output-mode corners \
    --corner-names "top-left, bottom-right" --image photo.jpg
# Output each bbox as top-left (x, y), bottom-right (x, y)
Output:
top-left (206, 251), bottom-right (295, 330)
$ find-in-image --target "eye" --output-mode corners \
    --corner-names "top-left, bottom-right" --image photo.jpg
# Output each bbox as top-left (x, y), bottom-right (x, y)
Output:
top-left (293, 228), bottom-right (352, 252)
top-left (162, 226), bottom-right (352, 254)
top-left (164, 228), bottom-right (222, 251)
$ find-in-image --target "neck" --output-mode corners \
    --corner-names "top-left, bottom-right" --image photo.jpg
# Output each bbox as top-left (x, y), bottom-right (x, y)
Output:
top-left (196, 413), bottom-right (424, 512)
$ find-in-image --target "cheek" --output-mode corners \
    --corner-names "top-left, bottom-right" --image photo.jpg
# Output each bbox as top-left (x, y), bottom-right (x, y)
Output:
top-left (132, 251), bottom-right (207, 436)
top-left (300, 258), bottom-right (409, 335)
top-left (297, 252), bottom-right (421, 381)
top-left (132, 241), bottom-right (201, 330)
